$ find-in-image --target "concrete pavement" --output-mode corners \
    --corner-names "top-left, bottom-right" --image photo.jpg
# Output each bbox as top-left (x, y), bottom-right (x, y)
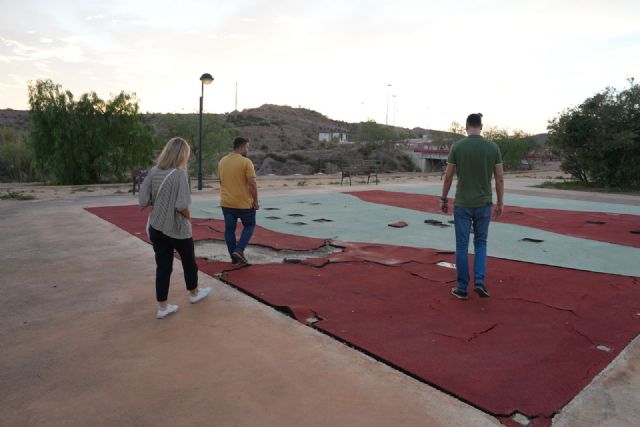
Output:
top-left (0, 192), bottom-right (500, 426)
top-left (1, 177), bottom-right (639, 426)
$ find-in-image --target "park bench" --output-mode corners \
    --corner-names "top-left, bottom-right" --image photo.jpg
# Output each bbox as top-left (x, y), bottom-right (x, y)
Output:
top-left (131, 169), bottom-right (148, 195)
top-left (340, 160), bottom-right (380, 185)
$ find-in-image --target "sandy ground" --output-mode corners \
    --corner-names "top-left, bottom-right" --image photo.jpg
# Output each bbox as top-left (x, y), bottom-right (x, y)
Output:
top-left (0, 162), bottom-right (572, 201)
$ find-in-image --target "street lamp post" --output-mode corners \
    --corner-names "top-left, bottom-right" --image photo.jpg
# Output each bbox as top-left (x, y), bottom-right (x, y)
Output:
top-left (198, 73), bottom-right (214, 191)
top-left (392, 94), bottom-right (397, 126)
top-left (385, 84), bottom-right (391, 125)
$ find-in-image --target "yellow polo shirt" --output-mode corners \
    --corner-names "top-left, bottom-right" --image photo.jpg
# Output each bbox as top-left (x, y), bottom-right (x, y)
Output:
top-left (218, 152), bottom-right (256, 209)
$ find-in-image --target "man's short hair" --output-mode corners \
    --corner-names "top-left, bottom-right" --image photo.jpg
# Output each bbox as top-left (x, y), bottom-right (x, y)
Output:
top-left (466, 113), bottom-right (483, 128)
top-left (233, 137), bottom-right (248, 149)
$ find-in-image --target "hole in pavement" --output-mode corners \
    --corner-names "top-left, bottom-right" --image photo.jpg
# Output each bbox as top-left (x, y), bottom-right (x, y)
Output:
top-left (509, 211), bottom-right (524, 215)
top-left (309, 202), bottom-right (321, 205)
top-left (437, 251), bottom-right (455, 255)
top-left (265, 216), bottom-right (281, 220)
top-left (312, 218), bottom-right (333, 223)
top-left (288, 213), bottom-right (305, 217)
top-left (596, 344), bottom-right (612, 352)
top-left (631, 230), bottom-right (640, 234)
top-left (194, 240), bottom-right (342, 264)
top-left (511, 412), bottom-right (531, 426)
top-left (586, 220), bottom-right (606, 225)
top-left (287, 222), bottom-right (307, 226)
top-left (424, 219), bottom-right (451, 227)
top-left (263, 207), bottom-right (280, 210)
top-left (436, 261), bottom-right (456, 269)
top-left (448, 220), bottom-right (455, 224)
top-left (521, 238), bottom-right (544, 243)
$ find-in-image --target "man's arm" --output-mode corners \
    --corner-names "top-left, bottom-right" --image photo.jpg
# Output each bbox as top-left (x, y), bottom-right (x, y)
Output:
top-left (247, 176), bottom-right (259, 209)
top-left (493, 164), bottom-right (504, 218)
top-left (440, 164), bottom-right (456, 214)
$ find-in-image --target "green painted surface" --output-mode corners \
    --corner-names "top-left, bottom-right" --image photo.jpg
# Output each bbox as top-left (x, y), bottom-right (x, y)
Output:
top-left (191, 191), bottom-right (640, 277)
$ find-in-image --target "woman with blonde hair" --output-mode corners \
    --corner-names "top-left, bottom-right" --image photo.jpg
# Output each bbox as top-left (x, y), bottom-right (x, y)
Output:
top-left (139, 137), bottom-right (211, 319)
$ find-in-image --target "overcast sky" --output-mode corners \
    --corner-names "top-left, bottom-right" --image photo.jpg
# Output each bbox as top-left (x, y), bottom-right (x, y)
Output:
top-left (1, 0), bottom-right (639, 134)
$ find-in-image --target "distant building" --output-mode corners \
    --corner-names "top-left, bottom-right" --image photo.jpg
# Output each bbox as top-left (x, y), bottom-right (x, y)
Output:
top-left (319, 132), bottom-right (350, 144)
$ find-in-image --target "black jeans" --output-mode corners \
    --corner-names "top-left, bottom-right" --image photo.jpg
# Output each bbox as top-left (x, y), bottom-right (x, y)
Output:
top-left (149, 226), bottom-right (198, 302)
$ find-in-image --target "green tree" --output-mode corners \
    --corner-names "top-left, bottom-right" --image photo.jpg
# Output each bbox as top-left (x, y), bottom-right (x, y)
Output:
top-left (548, 81), bottom-right (640, 188)
top-left (0, 127), bottom-right (36, 182)
top-left (355, 120), bottom-right (396, 143)
top-left (448, 121), bottom-right (466, 138)
top-left (154, 113), bottom-right (237, 176)
top-left (484, 126), bottom-right (531, 170)
top-left (27, 80), bottom-right (154, 184)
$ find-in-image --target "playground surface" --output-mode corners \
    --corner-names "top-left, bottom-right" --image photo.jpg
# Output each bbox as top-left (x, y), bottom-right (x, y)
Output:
top-left (1, 173), bottom-right (639, 427)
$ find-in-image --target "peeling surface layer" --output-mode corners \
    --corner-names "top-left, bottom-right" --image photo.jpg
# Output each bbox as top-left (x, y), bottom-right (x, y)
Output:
top-left (87, 204), bottom-right (640, 426)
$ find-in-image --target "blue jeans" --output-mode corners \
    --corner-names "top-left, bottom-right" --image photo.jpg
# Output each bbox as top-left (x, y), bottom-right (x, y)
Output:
top-left (222, 207), bottom-right (256, 260)
top-left (454, 204), bottom-right (492, 293)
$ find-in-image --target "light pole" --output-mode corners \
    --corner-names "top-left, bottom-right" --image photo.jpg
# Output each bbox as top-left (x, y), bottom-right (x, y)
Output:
top-left (385, 83), bottom-right (391, 125)
top-left (392, 94), bottom-right (397, 126)
top-left (198, 73), bottom-right (214, 191)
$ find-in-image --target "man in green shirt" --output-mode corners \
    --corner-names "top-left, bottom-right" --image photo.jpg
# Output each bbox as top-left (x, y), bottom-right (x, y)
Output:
top-left (441, 113), bottom-right (504, 299)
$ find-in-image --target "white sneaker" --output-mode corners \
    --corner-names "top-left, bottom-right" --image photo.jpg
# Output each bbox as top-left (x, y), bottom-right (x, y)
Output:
top-left (156, 304), bottom-right (179, 319)
top-left (189, 287), bottom-right (212, 304)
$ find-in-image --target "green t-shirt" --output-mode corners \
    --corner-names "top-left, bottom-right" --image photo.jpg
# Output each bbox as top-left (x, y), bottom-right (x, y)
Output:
top-left (447, 135), bottom-right (502, 208)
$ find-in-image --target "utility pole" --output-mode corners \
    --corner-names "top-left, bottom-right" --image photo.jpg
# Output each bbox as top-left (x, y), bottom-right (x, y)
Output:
top-left (385, 83), bottom-right (391, 125)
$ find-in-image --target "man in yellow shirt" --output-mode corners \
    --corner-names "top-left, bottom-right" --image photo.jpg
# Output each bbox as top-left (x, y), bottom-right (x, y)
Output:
top-left (218, 137), bottom-right (259, 265)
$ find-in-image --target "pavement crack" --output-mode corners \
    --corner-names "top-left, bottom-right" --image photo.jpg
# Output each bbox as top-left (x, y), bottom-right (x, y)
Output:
top-left (567, 323), bottom-right (596, 346)
top-left (467, 323), bottom-right (499, 342)
top-left (503, 297), bottom-right (577, 315)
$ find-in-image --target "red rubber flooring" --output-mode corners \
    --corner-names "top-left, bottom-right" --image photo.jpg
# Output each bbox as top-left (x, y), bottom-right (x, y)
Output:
top-left (87, 205), bottom-right (327, 250)
top-left (347, 190), bottom-right (640, 248)
top-left (87, 205), bottom-right (640, 427)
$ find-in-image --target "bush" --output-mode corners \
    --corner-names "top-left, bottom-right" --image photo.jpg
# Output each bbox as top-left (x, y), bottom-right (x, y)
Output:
top-left (28, 80), bottom-right (155, 184)
top-left (0, 128), bottom-right (37, 182)
top-left (548, 81), bottom-right (640, 188)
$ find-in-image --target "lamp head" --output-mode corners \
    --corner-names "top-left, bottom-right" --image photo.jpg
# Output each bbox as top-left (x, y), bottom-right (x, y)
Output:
top-left (200, 73), bottom-right (214, 85)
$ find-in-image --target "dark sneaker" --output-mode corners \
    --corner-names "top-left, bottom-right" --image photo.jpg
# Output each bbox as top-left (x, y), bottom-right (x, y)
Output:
top-left (474, 284), bottom-right (490, 298)
top-left (451, 287), bottom-right (468, 300)
top-left (232, 250), bottom-right (249, 265)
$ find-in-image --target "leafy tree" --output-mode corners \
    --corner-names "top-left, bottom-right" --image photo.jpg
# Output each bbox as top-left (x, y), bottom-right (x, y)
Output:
top-left (155, 113), bottom-right (237, 176)
top-left (27, 80), bottom-right (154, 184)
top-left (548, 80), bottom-right (640, 188)
top-left (483, 126), bottom-right (531, 170)
top-left (355, 120), bottom-right (396, 143)
top-left (448, 121), bottom-right (466, 138)
top-left (0, 127), bottom-right (36, 182)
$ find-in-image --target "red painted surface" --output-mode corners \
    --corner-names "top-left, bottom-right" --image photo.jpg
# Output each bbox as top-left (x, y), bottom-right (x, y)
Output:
top-left (86, 205), bottom-right (327, 251)
top-left (87, 204), bottom-right (640, 426)
top-left (347, 190), bottom-right (640, 248)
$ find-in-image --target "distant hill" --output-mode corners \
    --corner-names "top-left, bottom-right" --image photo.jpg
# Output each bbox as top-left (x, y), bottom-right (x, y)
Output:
top-left (1, 104), bottom-right (430, 149)
top-left (0, 109), bottom-right (29, 131)
top-left (0, 105), bottom-right (546, 175)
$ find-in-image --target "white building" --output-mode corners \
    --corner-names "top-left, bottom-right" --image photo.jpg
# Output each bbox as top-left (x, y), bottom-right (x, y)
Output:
top-left (319, 132), bottom-right (350, 144)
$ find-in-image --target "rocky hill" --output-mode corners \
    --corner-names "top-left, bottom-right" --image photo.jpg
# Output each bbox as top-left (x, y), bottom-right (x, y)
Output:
top-left (0, 105), bottom-right (440, 175)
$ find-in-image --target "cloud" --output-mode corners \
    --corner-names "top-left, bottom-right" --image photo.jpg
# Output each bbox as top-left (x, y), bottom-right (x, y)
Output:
top-left (0, 37), bottom-right (84, 63)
